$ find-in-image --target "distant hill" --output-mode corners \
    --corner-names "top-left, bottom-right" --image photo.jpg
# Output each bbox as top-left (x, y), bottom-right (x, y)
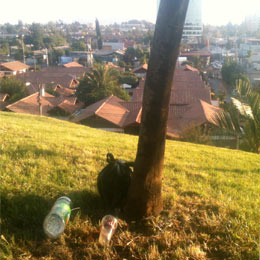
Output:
top-left (1, 111), bottom-right (260, 259)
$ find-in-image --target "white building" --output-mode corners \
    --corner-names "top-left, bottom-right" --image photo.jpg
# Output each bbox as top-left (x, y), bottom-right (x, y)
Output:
top-left (157, 0), bottom-right (203, 38)
top-left (239, 38), bottom-right (260, 63)
top-left (244, 15), bottom-right (260, 33)
top-left (103, 42), bottom-right (125, 51)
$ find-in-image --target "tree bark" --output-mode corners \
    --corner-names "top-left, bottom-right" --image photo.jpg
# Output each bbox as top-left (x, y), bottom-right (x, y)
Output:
top-left (125, 0), bottom-right (190, 219)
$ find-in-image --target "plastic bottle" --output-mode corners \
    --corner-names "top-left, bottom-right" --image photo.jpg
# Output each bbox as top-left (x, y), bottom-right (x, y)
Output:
top-left (43, 196), bottom-right (71, 239)
top-left (98, 215), bottom-right (118, 246)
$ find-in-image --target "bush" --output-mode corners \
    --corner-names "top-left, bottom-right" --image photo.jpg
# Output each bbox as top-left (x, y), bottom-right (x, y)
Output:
top-left (0, 77), bottom-right (29, 103)
top-left (180, 124), bottom-right (212, 145)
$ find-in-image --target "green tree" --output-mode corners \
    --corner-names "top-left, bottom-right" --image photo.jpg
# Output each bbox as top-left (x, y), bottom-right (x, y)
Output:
top-left (95, 19), bottom-right (103, 50)
top-left (49, 49), bottom-right (65, 65)
top-left (0, 42), bottom-right (9, 55)
top-left (29, 23), bottom-right (45, 50)
top-left (4, 23), bottom-right (17, 34)
top-left (124, 46), bottom-right (147, 65)
top-left (71, 40), bottom-right (87, 51)
top-left (76, 64), bottom-right (130, 105)
top-left (43, 33), bottom-right (67, 49)
top-left (0, 77), bottom-right (29, 103)
top-left (118, 71), bottom-right (139, 87)
top-left (221, 59), bottom-right (249, 90)
top-left (216, 79), bottom-right (260, 153)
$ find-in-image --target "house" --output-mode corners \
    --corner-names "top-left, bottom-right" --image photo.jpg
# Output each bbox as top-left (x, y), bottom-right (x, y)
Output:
top-left (16, 66), bottom-right (87, 94)
top-left (63, 62), bottom-right (84, 68)
top-left (105, 62), bottom-right (124, 71)
top-left (72, 95), bottom-right (128, 132)
top-left (0, 61), bottom-right (29, 75)
top-left (6, 85), bottom-right (83, 116)
top-left (6, 92), bottom-right (58, 116)
top-left (132, 64), bottom-right (148, 78)
top-left (69, 51), bottom-right (94, 66)
top-left (54, 85), bottom-right (76, 96)
top-left (93, 50), bottom-right (125, 63)
top-left (180, 50), bottom-right (213, 66)
top-left (103, 42), bottom-right (125, 51)
top-left (239, 38), bottom-right (260, 62)
top-left (72, 64), bottom-right (221, 138)
top-left (124, 40), bottom-right (137, 49)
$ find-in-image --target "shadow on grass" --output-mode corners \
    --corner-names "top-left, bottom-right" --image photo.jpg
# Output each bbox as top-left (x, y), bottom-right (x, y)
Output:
top-left (179, 190), bottom-right (202, 198)
top-left (200, 166), bottom-right (259, 175)
top-left (67, 190), bottom-right (107, 223)
top-left (3, 144), bottom-right (59, 159)
top-left (1, 189), bottom-right (104, 243)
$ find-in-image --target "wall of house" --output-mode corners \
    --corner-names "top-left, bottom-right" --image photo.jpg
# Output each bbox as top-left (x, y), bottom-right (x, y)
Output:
top-left (124, 124), bottom-right (140, 136)
top-left (80, 115), bottom-right (121, 129)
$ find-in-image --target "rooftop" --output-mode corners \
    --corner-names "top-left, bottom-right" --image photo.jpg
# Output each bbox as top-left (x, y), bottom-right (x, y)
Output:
top-left (0, 61), bottom-right (29, 71)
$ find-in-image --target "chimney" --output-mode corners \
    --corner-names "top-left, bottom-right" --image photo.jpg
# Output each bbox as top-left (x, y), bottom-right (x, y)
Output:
top-left (41, 84), bottom-right (45, 97)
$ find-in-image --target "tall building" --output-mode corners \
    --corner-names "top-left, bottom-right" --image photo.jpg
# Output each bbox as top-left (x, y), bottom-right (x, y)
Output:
top-left (244, 15), bottom-right (260, 33)
top-left (157, 0), bottom-right (203, 38)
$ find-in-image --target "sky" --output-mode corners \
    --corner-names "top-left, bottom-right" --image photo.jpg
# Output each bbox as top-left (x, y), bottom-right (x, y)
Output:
top-left (0, 0), bottom-right (260, 26)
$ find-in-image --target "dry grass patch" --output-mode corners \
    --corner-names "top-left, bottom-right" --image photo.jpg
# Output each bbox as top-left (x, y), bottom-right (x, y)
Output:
top-left (1, 196), bottom-right (257, 260)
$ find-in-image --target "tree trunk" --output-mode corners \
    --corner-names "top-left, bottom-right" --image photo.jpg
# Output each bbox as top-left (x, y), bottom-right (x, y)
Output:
top-left (125, 0), bottom-right (190, 219)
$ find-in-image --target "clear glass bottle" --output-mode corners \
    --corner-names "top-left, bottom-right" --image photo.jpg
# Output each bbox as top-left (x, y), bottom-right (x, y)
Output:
top-left (98, 215), bottom-right (118, 246)
top-left (43, 196), bottom-right (71, 239)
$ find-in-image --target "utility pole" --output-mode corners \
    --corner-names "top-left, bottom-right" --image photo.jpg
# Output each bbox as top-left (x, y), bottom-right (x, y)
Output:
top-left (37, 84), bottom-right (42, 116)
top-left (45, 49), bottom-right (49, 67)
top-left (33, 56), bottom-right (36, 71)
top-left (21, 34), bottom-right (26, 64)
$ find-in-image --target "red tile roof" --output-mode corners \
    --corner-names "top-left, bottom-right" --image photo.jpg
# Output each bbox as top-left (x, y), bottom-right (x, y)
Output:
top-left (16, 66), bottom-right (86, 94)
top-left (6, 92), bottom-right (56, 116)
top-left (132, 65), bottom-right (210, 104)
top-left (170, 88), bottom-right (211, 105)
top-left (185, 64), bottom-right (199, 72)
top-left (120, 101), bottom-right (142, 127)
top-left (6, 92), bottom-right (82, 116)
top-left (72, 95), bottom-right (129, 127)
top-left (0, 61), bottom-right (29, 71)
top-left (179, 99), bottom-right (221, 131)
top-left (72, 65), bottom-right (220, 137)
top-left (54, 85), bottom-right (76, 96)
top-left (132, 64), bottom-right (148, 73)
top-left (57, 99), bottom-right (84, 114)
top-left (180, 50), bottom-right (213, 57)
top-left (63, 62), bottom-right (84, 68)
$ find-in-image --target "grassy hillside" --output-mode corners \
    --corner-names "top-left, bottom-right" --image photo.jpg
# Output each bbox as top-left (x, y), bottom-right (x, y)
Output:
top-left (1, 111), bottom-right (260, 260)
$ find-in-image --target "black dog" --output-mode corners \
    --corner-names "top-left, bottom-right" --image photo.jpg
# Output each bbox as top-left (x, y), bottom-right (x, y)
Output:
top-left (97, 153), bottom-right (134, 211)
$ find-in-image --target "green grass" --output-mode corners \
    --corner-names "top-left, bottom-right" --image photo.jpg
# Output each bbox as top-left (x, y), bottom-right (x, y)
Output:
top-left (0, 111), bottom-right (260, 259)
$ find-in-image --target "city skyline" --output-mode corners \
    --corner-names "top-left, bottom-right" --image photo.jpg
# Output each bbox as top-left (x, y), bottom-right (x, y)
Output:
top-left (0, 0), bottom-right (260, 26)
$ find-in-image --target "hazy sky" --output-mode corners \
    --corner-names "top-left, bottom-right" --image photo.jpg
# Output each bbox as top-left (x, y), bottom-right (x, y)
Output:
top-left (1, 0), bottom-right (260, 26)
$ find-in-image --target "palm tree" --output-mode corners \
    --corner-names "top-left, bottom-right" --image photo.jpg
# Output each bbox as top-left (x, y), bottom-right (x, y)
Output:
top-left (217, 79), bottom-right (260, 153)
top-left (76, 64), bottom-right (129, 105)
top-left (86, 63), bottom-right (117, 90)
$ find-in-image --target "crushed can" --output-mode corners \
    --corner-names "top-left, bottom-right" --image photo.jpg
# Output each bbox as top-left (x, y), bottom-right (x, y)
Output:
top-left (98, 215), bottom-right (118, 246)
top-left (43, 196), bottom-right (71, 239)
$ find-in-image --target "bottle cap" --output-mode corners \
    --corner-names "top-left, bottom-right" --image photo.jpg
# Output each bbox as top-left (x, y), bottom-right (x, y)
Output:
top-left (56, 196), bottom-right (71, 205)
